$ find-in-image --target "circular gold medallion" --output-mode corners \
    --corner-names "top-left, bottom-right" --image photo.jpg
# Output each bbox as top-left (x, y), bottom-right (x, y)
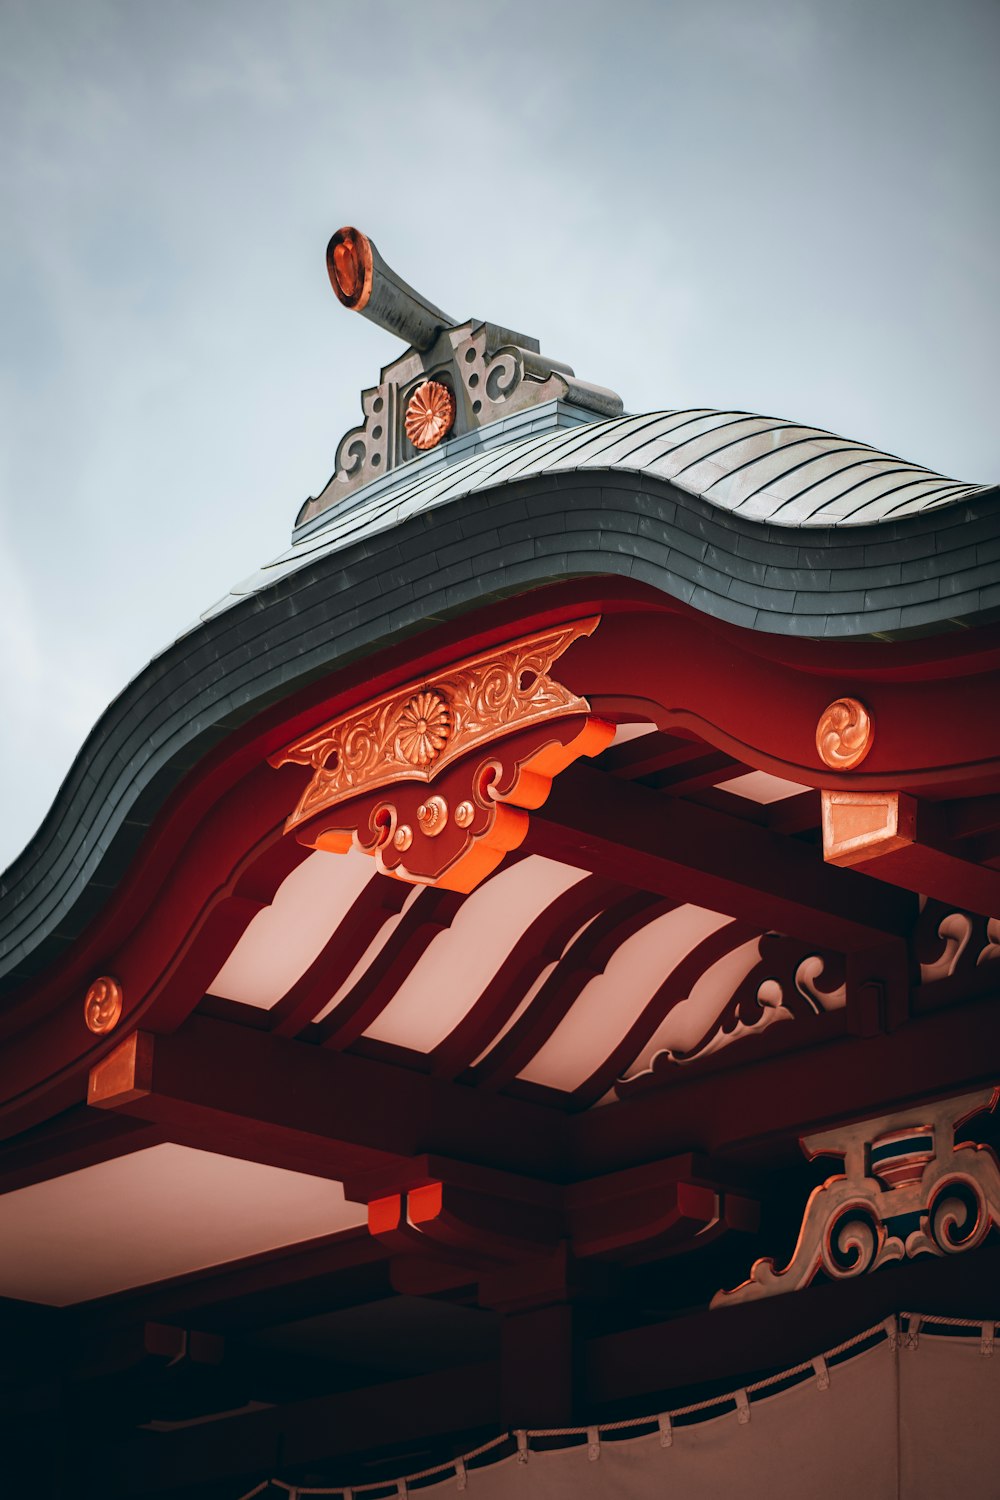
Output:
top-left (397, 690), bottom-right (451, 766)
top-left (405, 381), bottom-right (456, 450)
top-left (84, 976), bottom-right (123, 1035)
top-left (816, 697), bottom-right (873, 770)
top-left (417, 795), bottom-right (449, 837)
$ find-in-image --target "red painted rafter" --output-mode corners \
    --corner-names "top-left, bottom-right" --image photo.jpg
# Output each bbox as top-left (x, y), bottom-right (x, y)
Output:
top-left (569, 918), bottom-right (760, 1109)
top-left (268, 874), bottom-right (410, 1039)
top-left (578, 982), bottom-right (1000, 1174)
top-left (316, 886), bottom-right (467, 1050)
top-left (469, 893), bottom-right (675, 1091)
top-left (427, 874), bottom-right (622, 1081)
top-left (639, 750), bottom-right (742, 797)
top-left (598, 731), bottom-right (724, 781)
top-left (528, 763), bottom-right (914, 951)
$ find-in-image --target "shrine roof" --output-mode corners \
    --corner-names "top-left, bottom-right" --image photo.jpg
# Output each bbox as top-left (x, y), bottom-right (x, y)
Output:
top-left (199, 401), bottom-right (998, 643)
top-left (2, 224), bottom-right (998, 996)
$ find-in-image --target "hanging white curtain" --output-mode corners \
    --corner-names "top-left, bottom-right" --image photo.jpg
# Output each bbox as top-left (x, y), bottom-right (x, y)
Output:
top-left (248, 1315), bottom-right (1000, 1500)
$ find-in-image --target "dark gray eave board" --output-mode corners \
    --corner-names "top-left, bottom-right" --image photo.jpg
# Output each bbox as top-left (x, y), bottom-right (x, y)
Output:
top-left (1, 467), bottom-right (998, 997)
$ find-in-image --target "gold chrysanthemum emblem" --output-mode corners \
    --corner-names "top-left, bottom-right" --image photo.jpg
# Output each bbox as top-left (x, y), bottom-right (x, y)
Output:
top-left (397, 690), bottom-right (451, 765)
top-left (404, 381), bottom-right (456, 450)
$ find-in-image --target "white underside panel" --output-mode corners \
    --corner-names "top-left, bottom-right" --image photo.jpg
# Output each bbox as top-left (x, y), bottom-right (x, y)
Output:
top-left (0, 1144), bottom-right (366, 1305)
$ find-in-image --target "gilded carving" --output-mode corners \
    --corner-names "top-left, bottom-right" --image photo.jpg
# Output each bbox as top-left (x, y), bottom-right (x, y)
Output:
top-left (272, 618), bottom-right (601, 832)
top-left (417, 794), bottom-right (448, 837)
top-left (915, 905), bottom-right (1000, 983)
top-left (617, 936), bottom-right (846, 1093)
top-left (398, 691), bottom-right (451, 765)
top-left (713, 1089), bottom-right (1000, 1306)
top-left (821, 789), bottom-right (916, 866)
top-left (404, 381), bottom-right (456, 450)
top-left (816, 697), bottom-right (873, 770)
top-left (84, 975), bottom-right (123, 1035)
top-left (270, 618), bottom-right (613, 891)
top-left (978, 916), bottom-right (1000, 967)
top-left (306, 714), bottom-right (614, 892)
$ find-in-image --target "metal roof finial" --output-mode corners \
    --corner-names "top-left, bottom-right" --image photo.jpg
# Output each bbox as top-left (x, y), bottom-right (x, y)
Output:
top-left (327, 226), bottom-right (455, 352)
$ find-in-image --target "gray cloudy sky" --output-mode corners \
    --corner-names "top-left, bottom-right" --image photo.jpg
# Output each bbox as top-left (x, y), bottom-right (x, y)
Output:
top-left (1, 0), bottom-right (998, 871)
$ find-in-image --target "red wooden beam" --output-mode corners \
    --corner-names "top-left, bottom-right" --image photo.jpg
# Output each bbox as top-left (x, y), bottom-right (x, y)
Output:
top-left (469, 892), bottom-right (672, 1089)
top-left (87, 1014), bottom-right (573, 1180)
top-left (428, 874), bottom-right (621, 1080)
top-left (528, 763), bottom-right (915, 951)
top-left (822, 791), bottom-right (1000, 918)
top-left (579, 983), bottom-right (1000, 1174)
top-left (269, 875), bottom-right (410, 1038)
top-left (317, 887), bottom-right (466, 1049)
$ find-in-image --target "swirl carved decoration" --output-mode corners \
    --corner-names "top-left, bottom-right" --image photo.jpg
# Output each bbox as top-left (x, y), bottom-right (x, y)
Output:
top-left (915, 901), bottom-right (1000, 984)
top-left (713, 1088), bottom-right (1000, 1306)
top-left (271, 619), bottom-right (614, 891)
top-left (616, 938), bottom-right (846, 1094)
top-left (815, 697), bottom-right (873, 771)
top-left (84, 975), bottom-right (123, 1035)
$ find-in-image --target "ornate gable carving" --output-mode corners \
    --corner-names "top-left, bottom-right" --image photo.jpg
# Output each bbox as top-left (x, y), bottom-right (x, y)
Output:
top-left (270, 618), bottom-right (613, 892)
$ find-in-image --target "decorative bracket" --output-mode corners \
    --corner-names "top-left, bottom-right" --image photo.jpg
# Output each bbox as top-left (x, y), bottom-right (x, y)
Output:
top-left (713, 1088), bottom-right (1000, 1306)
top-left (270, 619), bottom-right (614, 892)
top-left (347, 1153), bottom-right (758, 1282)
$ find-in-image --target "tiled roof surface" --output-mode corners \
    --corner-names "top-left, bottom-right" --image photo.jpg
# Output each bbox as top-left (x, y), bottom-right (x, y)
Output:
top-left (207, 405), bottom-right (990, 620)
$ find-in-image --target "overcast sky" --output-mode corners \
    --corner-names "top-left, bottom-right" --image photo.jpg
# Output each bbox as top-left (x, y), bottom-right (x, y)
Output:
top-left (1, 0), bottom-right (998, 871)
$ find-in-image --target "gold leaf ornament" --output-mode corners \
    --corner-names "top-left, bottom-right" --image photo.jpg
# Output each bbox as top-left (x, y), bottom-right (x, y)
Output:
top-left (816, 697), bottom-right (873, 771)
top-left (396, 691), bottom-right (451, 766)
top-left (405, 381), bottom-right (456, 450)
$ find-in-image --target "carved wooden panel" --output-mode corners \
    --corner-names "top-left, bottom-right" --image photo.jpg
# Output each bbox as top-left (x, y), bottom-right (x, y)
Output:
top-left (270, 620), bottom-right (614, 892)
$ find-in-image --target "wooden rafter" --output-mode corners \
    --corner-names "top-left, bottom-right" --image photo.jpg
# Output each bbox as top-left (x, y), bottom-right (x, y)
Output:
top-left (528, 763), bottom-right (915, 951)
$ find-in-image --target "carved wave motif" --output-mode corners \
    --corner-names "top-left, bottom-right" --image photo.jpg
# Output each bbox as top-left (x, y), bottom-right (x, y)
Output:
top-left (713, 1089), bottom-right (1000, 1305)
top-left (915, 901), bottom-right (1000, 983)
top-left (616, 936), bottom-right (846, 1093)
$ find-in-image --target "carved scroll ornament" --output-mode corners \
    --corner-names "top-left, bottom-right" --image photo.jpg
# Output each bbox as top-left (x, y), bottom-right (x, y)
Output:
top-left (270, 620), bottom-right (614, 892)
top-left (616, 938), bottom-right (846, 1094)
top-left (713, 1089), bottom-right (1000, 1306)
top-left (84, 975), bottom-right (123, 1035)
top-left (816, 697), bottom-right (873, 771)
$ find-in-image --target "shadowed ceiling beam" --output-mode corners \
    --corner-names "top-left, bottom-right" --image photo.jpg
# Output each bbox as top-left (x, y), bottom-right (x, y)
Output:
top-left (578, 986), bottom-right (1000, 1174)
top-left (528, 763), bottom-right (914, 951)
top-left (98, 1358), bottom-right (500, 1496)
top-left (87, 1014), bottom-right (572, 1181)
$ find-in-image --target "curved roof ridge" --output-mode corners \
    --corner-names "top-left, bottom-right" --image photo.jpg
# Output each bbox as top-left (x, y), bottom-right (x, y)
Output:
top-left (209, 406), bottom-right (991, 622)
